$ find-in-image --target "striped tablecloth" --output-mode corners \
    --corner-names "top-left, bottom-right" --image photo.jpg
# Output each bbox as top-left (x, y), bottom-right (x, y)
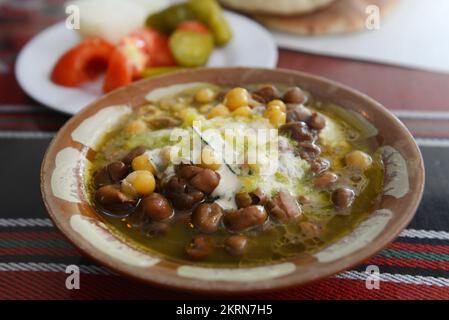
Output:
top-left (1, 0), bottom-right (449, 300)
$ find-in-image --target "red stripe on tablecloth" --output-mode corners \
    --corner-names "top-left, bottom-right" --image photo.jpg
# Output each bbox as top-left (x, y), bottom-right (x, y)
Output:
top-left (366, 256), bottom-right (449, 271)
top-left (387, 243), bottom-right (449, 254)
top-left (279, 278), bottom-right (449, 300)
top-left (0, 231), bottom-right (66, 240)
top-left (1, 272), bottom-right (448, 300)
top-left (0, 247), bottom-right (80, 256)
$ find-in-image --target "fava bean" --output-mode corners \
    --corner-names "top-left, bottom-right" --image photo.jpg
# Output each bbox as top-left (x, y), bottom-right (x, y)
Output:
top-left (283, 87), bottom-right (306, 104)
top-left (314, 171), bottom-right (338, 188)
top-left (185, 234), bottom-right (213, 260)
top-left (224, 235), bottom-right (247, 257)
top-left (331, 188), bottom-right (355, 209)
top-left (224, 205), bottom-right (267, 232)
top-left (189, 168), bottom-right (220, 194)
top-left (142, 193), bottom-right (173, 221)
top-left (95, 185), bottom-right (136, 213)
top-left (192, 202), bottom-right (224, 233)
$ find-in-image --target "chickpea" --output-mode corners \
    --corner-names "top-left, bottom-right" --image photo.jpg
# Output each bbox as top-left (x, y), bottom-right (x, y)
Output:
top-left (124, 119), bottom-right (146, 134)
top-left (232, 106), bottom-right (252, 118)
top-left (264, 107), bottom-right (286, 128)
top-left (267, 99), bottom-right (286, 112)
top-left (207, 104), bottom-right (230, 119)
top-left (159, 97), bottom-right (174, 111)
top-left (170, 102), bottom-right (186, 114)
top-left (224, 87), bottom-right (250, 111)
top-left (122, 170), bottom-right (156, 196)
top-left (195, 88), bottom-right (215, 104)
top-left (198, 104), bottom-right (213, 113)
top-left (199, 147), bottom-right (221, 171)
top-left (131, 154), bottom-right (156, 174)
top-left (182, 108), bottom-right (205, 127)
top-left (345, 150), bottom-right (372, 171)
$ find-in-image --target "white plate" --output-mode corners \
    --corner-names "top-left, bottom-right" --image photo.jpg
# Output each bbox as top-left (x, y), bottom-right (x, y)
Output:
top-left (16, 11), bottom-right (277, 115)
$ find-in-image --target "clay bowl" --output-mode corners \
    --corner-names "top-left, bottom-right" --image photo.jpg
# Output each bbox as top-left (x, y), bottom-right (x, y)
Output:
top-left (41, 67), bottom-right (424, 294)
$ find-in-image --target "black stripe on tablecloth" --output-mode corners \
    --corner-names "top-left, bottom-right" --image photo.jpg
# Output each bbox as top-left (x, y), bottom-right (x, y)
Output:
top-left (353, 264), bottom-right (449, 279)
top-left (397, 237), bottom-right (449, 246)
top-left (407, 147), bottom-right (449, 232)
top-left (0, 226), bottom-right (56, 232)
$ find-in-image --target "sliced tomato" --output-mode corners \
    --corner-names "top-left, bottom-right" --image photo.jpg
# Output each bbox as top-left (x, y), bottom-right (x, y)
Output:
top-left (102, 49), bottom-right (133, 93)
top-left (177, 21), bottom-right (210, 34)
top-left (124, 28), bottom-right (176, 68)
top-left (103, 28), bottom-right (176, 92)
top-left (51, 38), bottom-right (114, 87)
top-left (146, 30), bottom-right (176, 67)
top-left (103, 29), bottom-right (150, 93)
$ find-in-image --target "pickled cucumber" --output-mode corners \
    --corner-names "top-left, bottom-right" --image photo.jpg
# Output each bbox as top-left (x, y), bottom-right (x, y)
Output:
top-left (145, 3), bottom-right (195, 34)
top-left (169, 30), bottom-right (214, 67)
top-left (189, 0), bottom-right (232, 46)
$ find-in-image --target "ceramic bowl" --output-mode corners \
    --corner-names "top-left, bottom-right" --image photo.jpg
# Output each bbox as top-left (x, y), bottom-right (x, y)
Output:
top-left (41, 67), bottom-right (424, 294)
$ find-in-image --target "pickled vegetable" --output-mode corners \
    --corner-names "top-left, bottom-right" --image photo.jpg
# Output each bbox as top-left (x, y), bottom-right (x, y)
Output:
top-left (169, 30), bottom-right (214, 67)
top-left (188, 0), bottom-right (232, 46)
top-left (145, 3), bottom-right (195, 34)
